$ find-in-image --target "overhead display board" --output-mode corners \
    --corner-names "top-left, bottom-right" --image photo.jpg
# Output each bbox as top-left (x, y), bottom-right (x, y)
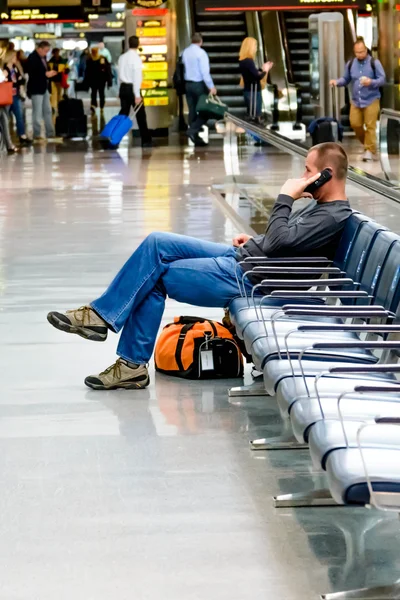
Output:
top-left (196, 0), bottom-right (364, 10)
top-left (81, 0), bottom-right (113, 15)
top-left (0, 6), bottom-right (85, 23)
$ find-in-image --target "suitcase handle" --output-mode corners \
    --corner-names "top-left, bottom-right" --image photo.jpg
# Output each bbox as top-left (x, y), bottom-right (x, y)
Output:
top-left (331, 85), bottom-right (337, 119)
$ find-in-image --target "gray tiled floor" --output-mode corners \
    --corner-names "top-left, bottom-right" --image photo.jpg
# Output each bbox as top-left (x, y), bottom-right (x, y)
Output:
top-left (0, 135), bottom-right (399, 599)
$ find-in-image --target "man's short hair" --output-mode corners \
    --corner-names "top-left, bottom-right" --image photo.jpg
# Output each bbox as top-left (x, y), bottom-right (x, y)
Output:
top-left (128, 35), bottom-right (140, 49)
top-left (37, 41), bottom-right (50, 50)
top-left (191, 32), bottom-right (203, 44)
top-left (309, 142), bottom-right (348, 181)
top-left (354, 36), bottom-right (366, 47)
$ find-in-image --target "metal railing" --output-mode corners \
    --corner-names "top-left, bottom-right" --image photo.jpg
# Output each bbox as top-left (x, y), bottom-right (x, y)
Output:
top-left (226, 113), bottom-right (400, 205)
top-left (380, 108), bottom-right (400, 183)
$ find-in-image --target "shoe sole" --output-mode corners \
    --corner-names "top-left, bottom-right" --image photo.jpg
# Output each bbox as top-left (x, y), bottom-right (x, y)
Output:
top-left (84, 376), bottom-right (150, 390)
top-left (47, 312), bottom-right (107, 342)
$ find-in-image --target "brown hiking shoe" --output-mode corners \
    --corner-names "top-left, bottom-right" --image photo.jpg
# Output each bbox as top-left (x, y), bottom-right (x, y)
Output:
top-left (47, 305), bottom-right (108, 342)
top-left (84, 359), bottom-right (150, 390)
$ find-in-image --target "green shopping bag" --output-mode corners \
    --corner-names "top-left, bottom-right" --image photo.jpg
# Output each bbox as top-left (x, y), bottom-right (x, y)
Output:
top-left (196, 94), bottom-right (228, 119)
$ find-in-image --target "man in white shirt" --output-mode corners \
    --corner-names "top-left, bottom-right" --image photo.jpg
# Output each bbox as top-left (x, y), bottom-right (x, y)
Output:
top-left (117, 35), bottom-right (152, 147)
top-left (182, 32), bottom-right (216, 147)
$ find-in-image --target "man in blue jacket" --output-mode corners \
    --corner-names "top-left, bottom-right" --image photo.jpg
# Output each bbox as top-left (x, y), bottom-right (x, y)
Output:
top-left (330, 37), bottom-right (385, 162)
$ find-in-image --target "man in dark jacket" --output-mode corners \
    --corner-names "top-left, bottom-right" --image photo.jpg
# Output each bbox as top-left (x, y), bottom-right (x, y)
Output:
top-left (26, 41), bottom-right (57, 140)
top-left (47, 142), bottom-right (352, 391)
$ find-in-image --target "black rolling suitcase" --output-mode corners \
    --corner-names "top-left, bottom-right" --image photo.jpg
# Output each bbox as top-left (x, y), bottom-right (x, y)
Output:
top-left (309, 87), bottom-right (341, 146)
top-left (56, 97), bottom-right (87, 139)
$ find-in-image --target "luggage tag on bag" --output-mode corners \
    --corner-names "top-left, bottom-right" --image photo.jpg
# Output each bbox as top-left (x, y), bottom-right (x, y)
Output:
top-left (200, 332), bottom-right (214, 371)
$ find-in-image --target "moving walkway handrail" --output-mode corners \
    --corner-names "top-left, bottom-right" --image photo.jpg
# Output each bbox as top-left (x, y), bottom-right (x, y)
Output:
top-left (226, 113), bottom-right (400, 205)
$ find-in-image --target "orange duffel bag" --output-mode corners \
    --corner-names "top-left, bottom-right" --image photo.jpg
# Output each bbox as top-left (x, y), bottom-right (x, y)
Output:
top-left (155, 316), bottom-right (243, 379)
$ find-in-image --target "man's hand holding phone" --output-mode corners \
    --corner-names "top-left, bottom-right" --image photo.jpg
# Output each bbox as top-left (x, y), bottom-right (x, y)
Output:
top-left (279, 172), bottom-right (322, 200)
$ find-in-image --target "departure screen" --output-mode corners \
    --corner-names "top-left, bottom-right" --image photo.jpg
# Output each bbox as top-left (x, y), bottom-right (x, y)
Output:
top-left (196, 0), bottom-right (364, 10)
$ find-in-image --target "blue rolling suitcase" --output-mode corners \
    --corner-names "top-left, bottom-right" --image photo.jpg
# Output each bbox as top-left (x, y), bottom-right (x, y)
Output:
top-left (100, 115), bottom-right (133, 148)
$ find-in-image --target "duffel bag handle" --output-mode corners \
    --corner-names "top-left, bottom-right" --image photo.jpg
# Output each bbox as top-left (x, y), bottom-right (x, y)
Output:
top-left (174, 316), bottom-right (207, 324)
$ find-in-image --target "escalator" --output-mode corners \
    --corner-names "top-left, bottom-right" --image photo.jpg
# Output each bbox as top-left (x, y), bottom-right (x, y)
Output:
top-left (280, 11), bottom-right (315, 127)
top-left (195, 10), bottom-right (247, 117)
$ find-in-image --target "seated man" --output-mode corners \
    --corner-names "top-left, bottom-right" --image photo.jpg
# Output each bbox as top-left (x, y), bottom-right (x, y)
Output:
top-left (47, 142), bottom-right (351, 390)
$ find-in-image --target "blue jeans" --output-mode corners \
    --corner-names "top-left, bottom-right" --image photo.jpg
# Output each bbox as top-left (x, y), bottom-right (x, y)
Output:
top-left (91, 232), bottom-right (249, 364)
top-left (8, 95), bottom-right (25, 137)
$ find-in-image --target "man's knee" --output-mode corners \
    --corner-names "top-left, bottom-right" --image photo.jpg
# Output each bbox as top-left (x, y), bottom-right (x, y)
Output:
top-left (145, 231), bottom-right (173, 246)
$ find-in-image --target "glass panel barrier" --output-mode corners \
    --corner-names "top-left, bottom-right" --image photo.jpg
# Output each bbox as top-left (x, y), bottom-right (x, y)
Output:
top-left (380, 109), bottom-right (400, 183)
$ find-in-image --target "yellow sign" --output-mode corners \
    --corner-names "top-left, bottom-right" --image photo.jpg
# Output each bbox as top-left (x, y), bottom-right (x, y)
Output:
top-left (136, 27), bottom-right (166, 37)
top-left (143, 71), bottom-right (168, 81)
top-left (34, 33), bottom-right (57, 39)
top-left (106, 21), bottom-right (123, 27)
top-left (10, 9), bottom-right (58, 20)
top-left (74, 22), bottom-right (90, 28)
top-left (142, 61), bottom-right (168, 71)
top-left (144, 97), bottom-right (169, 106)
top-left (140, 43), bottom-right (167, 54)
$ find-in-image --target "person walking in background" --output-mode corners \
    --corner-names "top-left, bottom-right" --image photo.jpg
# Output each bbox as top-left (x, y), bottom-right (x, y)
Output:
top-left (239, 37), bottom-right (273, 123)
top-left (85, 47), bottom-right (112, 114)
top-left (117, 35), bottom-right (152, 148)
top-left (182, 32), bottom-right (216, 147)
top-left (0, 67), bottom-right (17, 154)
top-left (98, 41), bottom-right (112, 65)
top-left (26, 41), bottom-right (57, 141)
top-left (48, 48), bottom-right (67, 113)
top-left (3, 49), bottom-right (32, 146)
top-left (330, 37), bottom-right (385, 162)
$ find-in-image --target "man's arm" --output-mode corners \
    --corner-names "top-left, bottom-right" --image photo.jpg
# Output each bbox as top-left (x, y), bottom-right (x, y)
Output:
top-left (335, 61), bottom-right (352, 87)
top-left (199, 51), bottom-right (214, 91)
top-left (133, 57), bottom-right (142, 102)
top-left (369, 59), bottom-right (386, 89)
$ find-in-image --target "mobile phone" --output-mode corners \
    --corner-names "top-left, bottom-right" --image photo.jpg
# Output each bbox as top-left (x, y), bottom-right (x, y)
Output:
top-left (304, 168), bottom-right (332, 195)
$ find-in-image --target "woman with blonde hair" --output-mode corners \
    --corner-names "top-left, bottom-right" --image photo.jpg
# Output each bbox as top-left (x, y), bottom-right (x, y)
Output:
top-left (239, 37), bottom-right (273, 122)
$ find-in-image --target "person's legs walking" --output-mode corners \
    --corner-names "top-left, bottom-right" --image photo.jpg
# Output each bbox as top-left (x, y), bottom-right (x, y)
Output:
top-left (364, 99), bottom-right (380, 155)
top-left (43, 91), bottom-right (55, 137)
top-left (31, 94), bottom-right (43, 138)
top-left (349, 103), bottom-right (365, 148)
top-left (135, 104), bottom-right (152, 146)
top-left (0, 108), bottom-right (14, 150)
top-left (185, 83), bottom-right (197, 125)
top-left (186, 82), bottom-right (208, 141)
top-left (99, 83), bottom-right (106, 110)
top-left (119, 83), bottom-right (133, 116)
top-left (91, 86), bottom-right (98, 108)
top-left (11, 96), bottom-right (26, 138)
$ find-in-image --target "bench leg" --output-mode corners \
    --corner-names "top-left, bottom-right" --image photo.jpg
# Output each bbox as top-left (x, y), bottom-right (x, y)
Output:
top-left (228, 381), bottom-right (269, 397)
top-left (274, 488), bottom-right (339, 508)
top-left (250, 419), bottom-right (308, 450)
top-left (250, 435), bottom-right (308, 450)
top-left (321, 582), bottom-right (400, 599)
